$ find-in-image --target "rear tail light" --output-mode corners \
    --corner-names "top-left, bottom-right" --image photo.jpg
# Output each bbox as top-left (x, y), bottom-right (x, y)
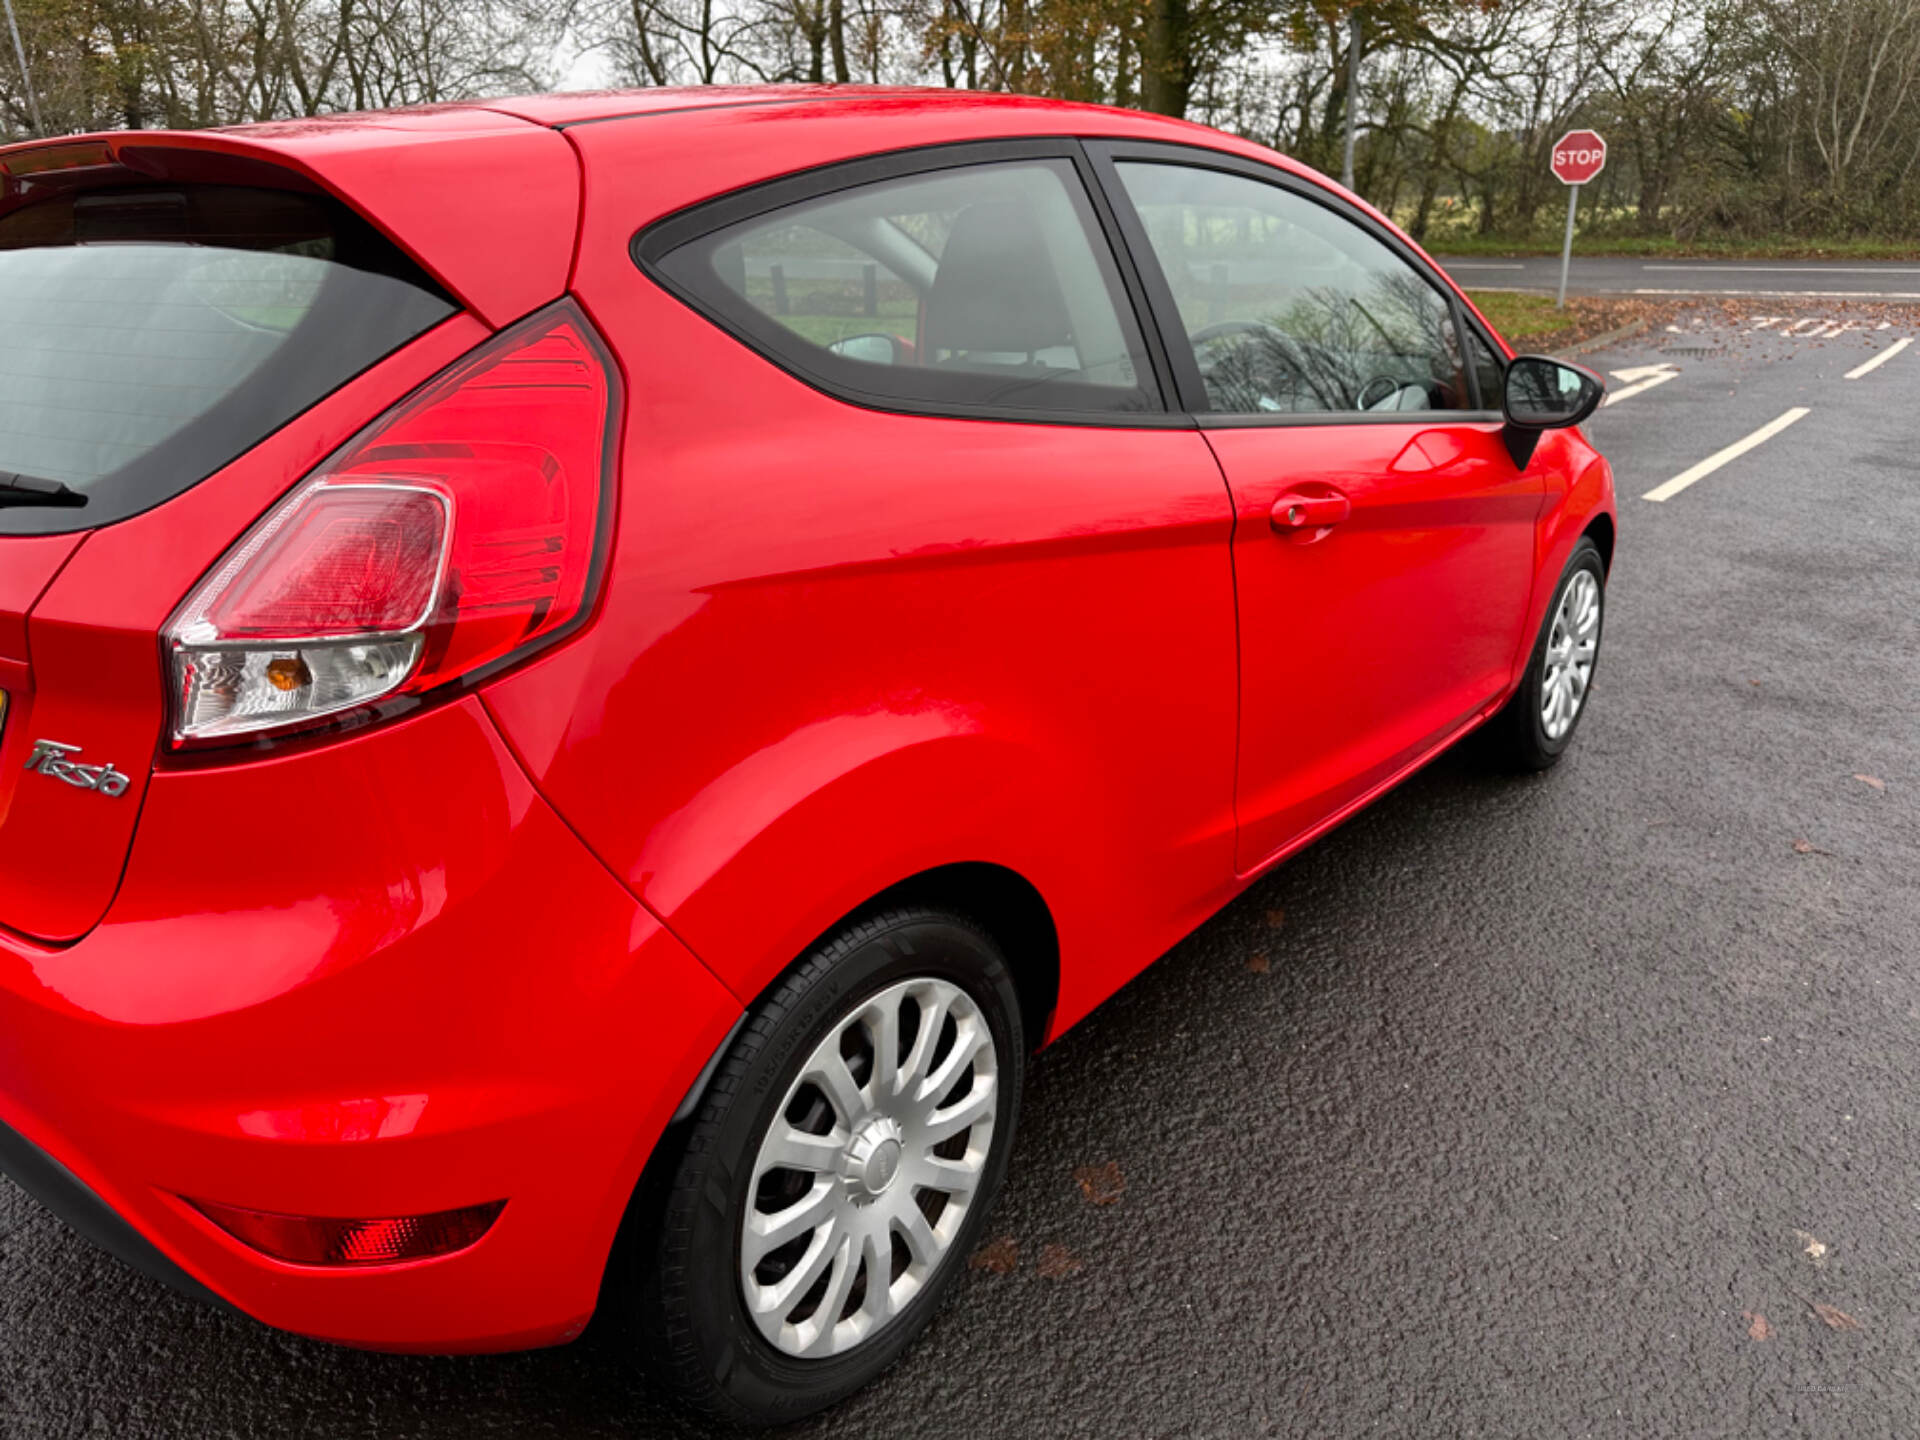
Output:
top-left (164, 301), bottom-right (620, 747)
top-left (190, 1196), bottom-right (506, 1266)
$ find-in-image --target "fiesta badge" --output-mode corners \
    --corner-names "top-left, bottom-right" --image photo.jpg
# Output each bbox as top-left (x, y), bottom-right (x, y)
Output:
top-left (23, 740), bottom-right (131, 799)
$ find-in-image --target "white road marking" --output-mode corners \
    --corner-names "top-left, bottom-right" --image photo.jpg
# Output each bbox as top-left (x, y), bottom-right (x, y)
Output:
top-left (1643, 408), bottom-right (1812, 503)
top-left (1604, 364), bottom-right (1681, 405)
top-left (1751, 315), bottom-right (1889, 335)
top-left (1445, 262), bottom-right (1527, 270)
top-left (1844, 336), bottom-right (1912, 379)
top-left (1642, 264), bottom-right (1920, 275)
top-left (1633, 287), bottom-right (1920, 299)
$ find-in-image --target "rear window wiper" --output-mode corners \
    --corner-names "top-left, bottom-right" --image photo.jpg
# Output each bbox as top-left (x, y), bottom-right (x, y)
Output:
top-left (0, 471), bottom-right (87, 508)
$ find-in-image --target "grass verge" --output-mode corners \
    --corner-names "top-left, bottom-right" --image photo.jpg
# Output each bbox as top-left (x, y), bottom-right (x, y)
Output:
top-left (1466, 290), bottom-right (1680, 352)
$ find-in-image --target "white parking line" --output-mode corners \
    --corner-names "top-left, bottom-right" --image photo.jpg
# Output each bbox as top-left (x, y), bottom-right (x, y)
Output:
top-left (1633, 287), bottom-right (1920, 300)
top-left (1604, 364), bottom-right (1680, 405)
top-left (1642, 264), bottom-right (1920, 275)
top-left (1643, 408), bottom-right (1812, 503)
top-left (1844, 337), bottom-right (1912, 380)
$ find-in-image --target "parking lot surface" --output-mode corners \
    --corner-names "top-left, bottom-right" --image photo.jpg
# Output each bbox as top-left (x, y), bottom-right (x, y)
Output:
top-left (5, 302), bottom-right (1919, 1439)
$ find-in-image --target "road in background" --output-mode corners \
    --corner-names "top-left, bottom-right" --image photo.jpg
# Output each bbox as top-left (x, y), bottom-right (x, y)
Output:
top-left (1437, 253), bottom-right (1920, 300)
top-left (5, 306), bottom-right (1920, 1439)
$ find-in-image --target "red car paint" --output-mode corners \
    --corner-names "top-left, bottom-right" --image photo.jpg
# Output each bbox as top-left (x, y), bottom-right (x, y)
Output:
top-left (0, 87), bottom-right (1614, 1350)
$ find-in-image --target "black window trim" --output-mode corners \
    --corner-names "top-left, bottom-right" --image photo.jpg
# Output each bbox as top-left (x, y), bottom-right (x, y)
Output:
top-left (1080, 138), bottom-right (1509, 430)
top-left (630, 137), bottom-right (1193, 431)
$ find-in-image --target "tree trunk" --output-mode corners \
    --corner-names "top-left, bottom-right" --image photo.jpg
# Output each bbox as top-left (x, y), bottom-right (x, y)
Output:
top-left (1140, 0), bottom-right (1189, 118)
top-left (1003, 0), bottom-right (1027, 91)
top-left (1411, 100), bottom-right (1461, 241)
top-left (804, 1), bottom-right (826, 83)
top-left (829, 0), bottom-right (849, 82)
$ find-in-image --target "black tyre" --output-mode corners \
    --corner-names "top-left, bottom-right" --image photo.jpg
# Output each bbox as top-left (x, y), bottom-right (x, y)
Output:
top-left (635, 908), bottom-right (1025, 1427)
top-left (1485, 536), bottom-right (1606, 771)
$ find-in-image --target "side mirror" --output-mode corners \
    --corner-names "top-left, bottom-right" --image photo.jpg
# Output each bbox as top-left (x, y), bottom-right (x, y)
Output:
top-left (827, 333), bottom-right (909, 366)
top-left (1501, 356), bottom-right (1605, 467)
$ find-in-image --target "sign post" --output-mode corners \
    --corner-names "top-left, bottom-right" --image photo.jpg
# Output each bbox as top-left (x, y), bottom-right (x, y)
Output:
top-left (1550, 129), bottom-right (1606, 309)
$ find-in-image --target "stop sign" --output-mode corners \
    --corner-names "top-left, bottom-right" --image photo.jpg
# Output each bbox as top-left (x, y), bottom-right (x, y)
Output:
top-left (1551, 130), bottom-right (1607, 185)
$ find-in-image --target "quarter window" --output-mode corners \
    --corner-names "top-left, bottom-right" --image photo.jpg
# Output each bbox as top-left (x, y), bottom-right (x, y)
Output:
top-left (1115, 162), bottom-right (1471, 417)
top-left (654, 160), bottom-right (1159, 417)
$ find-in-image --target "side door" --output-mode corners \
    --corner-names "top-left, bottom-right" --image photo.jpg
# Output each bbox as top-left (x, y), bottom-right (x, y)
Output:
top-left (1089, 143), bottom-right (1541, 876)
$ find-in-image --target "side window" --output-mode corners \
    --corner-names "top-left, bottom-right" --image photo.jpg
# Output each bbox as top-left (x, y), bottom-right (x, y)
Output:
top-left (1114, 161), bottom-right (1470, 417)
top-left (653, 160), bottom-right (1159, 416)
top-left (1466, 327), bottom-right (1506, 411)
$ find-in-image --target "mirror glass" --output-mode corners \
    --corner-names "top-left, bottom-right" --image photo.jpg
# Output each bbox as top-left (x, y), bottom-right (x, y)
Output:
top-left (1505, 356), bottom-right (1601, 426)
top-left (827, 333), bottom-right (904, 366)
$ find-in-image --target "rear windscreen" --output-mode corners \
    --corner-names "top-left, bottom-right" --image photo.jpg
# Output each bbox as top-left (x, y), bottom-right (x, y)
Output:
top-left (0, 184), bottom-right (457, 535)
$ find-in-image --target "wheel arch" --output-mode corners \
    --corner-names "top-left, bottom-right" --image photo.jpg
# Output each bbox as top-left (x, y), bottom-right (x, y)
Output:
top-left (599, 858), bottom-right (1061, 1333)
top-left (1583, 511), bottom-right (1616, 576)
top-left (688, 858), bottom-right (1062, 1089)
top-left (840, 862), bottom-right (1061, 1051)
top-left (647, 856), bottom-right (1063, 1168)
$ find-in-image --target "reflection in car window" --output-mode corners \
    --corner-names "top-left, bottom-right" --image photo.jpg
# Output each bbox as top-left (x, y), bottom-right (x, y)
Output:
top-left (0, 185), bottom-right (454, 537)
top-left (657, 160), bottom-right (1159, 416)
top-left (1466, 327), bottom-right (1505, 410)
top-left (1115, 162), bottom-right (1470, 417)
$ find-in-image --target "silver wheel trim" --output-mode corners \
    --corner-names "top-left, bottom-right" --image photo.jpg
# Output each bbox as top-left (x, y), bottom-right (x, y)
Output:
top-left (1541, 568), bottom-right (1601, 741)
top-left (739, 976), bottom-right (998, 1359)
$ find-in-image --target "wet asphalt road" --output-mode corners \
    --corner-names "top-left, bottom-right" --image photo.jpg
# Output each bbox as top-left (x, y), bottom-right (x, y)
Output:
top-left (5, 303), bottom-right (1920, 1439)
top-left (1436, 253), bottom-right (1920, 301)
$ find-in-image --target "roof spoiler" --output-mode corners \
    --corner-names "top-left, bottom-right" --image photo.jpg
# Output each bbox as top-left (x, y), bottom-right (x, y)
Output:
top-left (0, 113), bottom-right (580, 328)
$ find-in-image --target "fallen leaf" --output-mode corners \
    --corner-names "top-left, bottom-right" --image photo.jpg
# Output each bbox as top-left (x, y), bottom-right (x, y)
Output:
top-left (1792, 838), bottom-right (1830, 855)
top-left (1744, 1311), bottom-right (1771, 1341)
top-left (1035, 1243), bottom-right (1083, 1279)
top-left (1853, 774), bottom-right (1886, 791)
top-left (968, 1236), bottom-right (1018, 1274)
top-left (1246, 951), bottom-right (1271, 974)
top-left (1793, 1230), bottom-right (1829, 1265)
top-left (1750, 679), bottom-right (1763, 687)
top-left (1265, 908), bottom-right (1286, 930)
top-left (1073, 1161), bottom-right (1127, 1207)
top-left (1810, 1301), bottom-right (1862, 1332)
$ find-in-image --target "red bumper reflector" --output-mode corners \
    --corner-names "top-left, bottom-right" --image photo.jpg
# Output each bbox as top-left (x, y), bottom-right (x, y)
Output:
top-left (190, 1196), bottom-right (506, 1266)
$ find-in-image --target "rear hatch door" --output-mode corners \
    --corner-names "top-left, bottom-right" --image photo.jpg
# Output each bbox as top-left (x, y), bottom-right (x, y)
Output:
top-left (0, 142), bottom-right (527, 942)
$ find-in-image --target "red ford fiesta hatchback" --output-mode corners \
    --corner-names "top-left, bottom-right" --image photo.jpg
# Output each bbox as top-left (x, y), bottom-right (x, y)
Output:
top-left (0, 87), bottom-right (1613, 1424)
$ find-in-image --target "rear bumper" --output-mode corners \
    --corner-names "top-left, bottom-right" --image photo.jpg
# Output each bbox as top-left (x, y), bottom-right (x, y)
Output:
top-left (0, 1111), bottom-right (224, 1309)
top-left (0, 697), bottom-right (741, 1352)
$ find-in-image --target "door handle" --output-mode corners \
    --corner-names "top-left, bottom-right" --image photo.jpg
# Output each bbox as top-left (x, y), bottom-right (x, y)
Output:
top-left (1270, 490), bottom-right (1352, 533)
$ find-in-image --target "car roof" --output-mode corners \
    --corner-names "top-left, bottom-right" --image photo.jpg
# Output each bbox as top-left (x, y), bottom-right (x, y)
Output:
top-left (0, 88), bottom-right (1444, 337)
top-left (472, 84), bottom-right (935, 127)
top-left (190, 85), bottom-right (1211, 136)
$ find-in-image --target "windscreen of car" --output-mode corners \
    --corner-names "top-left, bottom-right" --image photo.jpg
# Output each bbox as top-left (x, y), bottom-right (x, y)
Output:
top-left (0, 183), bottom-right (457, 536)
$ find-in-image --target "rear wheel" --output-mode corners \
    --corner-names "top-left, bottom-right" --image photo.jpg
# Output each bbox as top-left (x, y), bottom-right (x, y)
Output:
top-left (1485, 536), bottom-right (1606, 771)
top-left (636, 908), bottom-right (1024, 1427)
